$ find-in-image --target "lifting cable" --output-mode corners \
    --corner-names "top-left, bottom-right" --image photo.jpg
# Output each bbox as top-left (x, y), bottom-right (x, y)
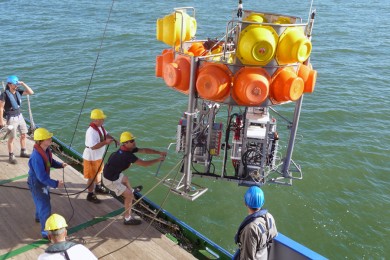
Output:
top-left (9, 0), bottom-right (116, 202)
top-left (1, 0), bottom-right (119, 208)
top-left (59, 0), bottom-right (116, 214)
top-left (55, 0), bottom-right (116, 224)
top-left (2, 0), bottom-right (188, 245)
top-left (68, 0), bottom-right (116, 149)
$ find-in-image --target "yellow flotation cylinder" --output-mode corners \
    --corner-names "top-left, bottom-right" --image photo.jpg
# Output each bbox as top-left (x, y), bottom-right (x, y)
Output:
top-left (270, 66), bottom-right (304, 103)
top-left (274, 16), bottom-right (291, 24)
top-left (243, 13), bottom-right (267, 23)
top-left (196, 63), bottom-right (232, 102)
top-left (156, 11), bottom-right (197, 47)
top-left (236, 25), bottom-right (278, 66)
top-left (163, 55), bottom-right (191, 93)
top-left (232, 67), bottom-right (271, 106)
top-left (156, 49), bottom-right (174, 78)
top-left (297, 63), bottom-right (317, 93)
top-left (276, 27), bottom-right (312, 65)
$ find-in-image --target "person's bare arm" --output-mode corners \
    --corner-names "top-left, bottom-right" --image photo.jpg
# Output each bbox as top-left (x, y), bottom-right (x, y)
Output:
top-left (19, 81), bottom-right (34, 95)
top-left (0, 100), bottom-right (5, 127)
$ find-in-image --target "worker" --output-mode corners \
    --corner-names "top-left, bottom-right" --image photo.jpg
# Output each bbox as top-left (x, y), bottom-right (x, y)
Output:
top-left (38, 213), bottom-right (97, 259)
top-left (28, 128), bottom-right (67, 239)
top-left (233, 186), bottom-right (278, 259)
top-left (102, 131), bottom-right (166, 225)
top-left (82, 109), bottom-right (117, 203)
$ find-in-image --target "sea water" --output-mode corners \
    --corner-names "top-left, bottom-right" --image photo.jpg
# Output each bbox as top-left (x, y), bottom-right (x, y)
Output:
top-left (1, 0), bottom-right (389, 258)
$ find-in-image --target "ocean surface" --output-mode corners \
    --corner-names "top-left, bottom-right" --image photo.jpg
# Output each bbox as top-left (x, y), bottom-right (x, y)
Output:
top-left (1, 0), bottom-right (389, 259)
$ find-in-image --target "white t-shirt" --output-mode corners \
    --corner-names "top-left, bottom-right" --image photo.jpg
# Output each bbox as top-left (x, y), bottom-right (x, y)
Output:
top-left (38, 244), bottom-right (97, 260)
top-left (82, 126), bottom-right (107, 161)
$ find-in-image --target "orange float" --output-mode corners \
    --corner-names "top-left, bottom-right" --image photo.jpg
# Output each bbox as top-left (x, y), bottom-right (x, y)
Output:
top-left (163, 55), bottom-right (191, 93)
top-left (156, 56), bottom-right (163, 77)
top-left (270, 66), bottom-right (304, 103)
top-left (196, 63), bottom-right (231, 102)
top-left (188, 42), bottom-right (207, 56)
top-left (232, 67), bottom-right (271, 106)
top-left (297, 63), bottom-right (317, 93)
top-left (156, 49), bottom-right (174, 77)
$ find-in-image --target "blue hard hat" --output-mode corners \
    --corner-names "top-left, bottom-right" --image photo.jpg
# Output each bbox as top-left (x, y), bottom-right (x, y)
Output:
top-left (7, 75), bottom-right (19, 85)
top-left (244, 186), bottom-right (264, 209)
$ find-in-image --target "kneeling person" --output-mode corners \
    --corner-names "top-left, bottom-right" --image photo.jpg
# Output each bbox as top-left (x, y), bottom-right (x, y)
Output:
top-left (102, 131), bottom-right (166, 225)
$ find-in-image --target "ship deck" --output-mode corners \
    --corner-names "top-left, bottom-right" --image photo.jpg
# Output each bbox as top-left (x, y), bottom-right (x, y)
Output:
top-left (0, 136), bottom-right (195, 259)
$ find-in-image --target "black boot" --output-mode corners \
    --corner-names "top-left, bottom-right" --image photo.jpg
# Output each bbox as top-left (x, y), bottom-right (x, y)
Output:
top-left (9, 153), bottom-right (17, 164)
top-left (86, 193), bottom-right (101, 204)
top-left (20, 149), bottom-right (30, 158)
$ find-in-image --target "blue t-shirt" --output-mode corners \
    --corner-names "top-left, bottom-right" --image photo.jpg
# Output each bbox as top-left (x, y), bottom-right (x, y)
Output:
top-left (103, 148), bottom-right (139, 181)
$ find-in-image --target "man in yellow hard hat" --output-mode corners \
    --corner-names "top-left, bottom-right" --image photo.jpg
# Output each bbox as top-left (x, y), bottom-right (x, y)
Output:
top-left (38, 213), bottom-right (97, 259)
top-left (28, 128), bottom-right (67, 239)
top-left (82, 109), bottom-right (118, 204)
top-left (102, 131), bottom-right (166, 225)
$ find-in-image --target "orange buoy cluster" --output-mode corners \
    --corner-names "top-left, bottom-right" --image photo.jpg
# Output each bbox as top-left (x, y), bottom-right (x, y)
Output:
top-left (155, 8), bottom-right (317, 106)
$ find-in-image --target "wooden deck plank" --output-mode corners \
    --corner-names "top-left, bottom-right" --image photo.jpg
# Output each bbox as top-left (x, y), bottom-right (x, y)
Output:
top-left (0, 137), bottom-right (195, 259)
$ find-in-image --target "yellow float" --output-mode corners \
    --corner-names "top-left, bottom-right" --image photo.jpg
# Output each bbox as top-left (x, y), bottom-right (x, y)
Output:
top-left (276, 27), bottom-right (312, 65)
top-left (156, 11), bottom-right (197, 46)
top-left (236, 25), bottom-right (278, 66)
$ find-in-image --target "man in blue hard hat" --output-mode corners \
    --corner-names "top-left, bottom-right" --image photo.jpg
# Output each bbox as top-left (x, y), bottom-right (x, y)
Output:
top-left (233, 186), bottom-right (278, 260)
top-left (0, 75), bottom-right (34, 164)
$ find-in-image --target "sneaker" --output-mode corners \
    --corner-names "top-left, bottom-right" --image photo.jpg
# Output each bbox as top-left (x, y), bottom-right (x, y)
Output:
top-left (133, 185), bottom-right (143, 194)
top-left (9, 154), bottom-right (17, 164)
top-left (124, 217), bottom-right (142, 225)
top-left (20, 151), bottom-right (30, 158)
top-left (95, 185), bottom-right (110, 194)
top-left (131, 214), bottom-right (141, 220)
top-left (86, 193), bottom-right (101, 204)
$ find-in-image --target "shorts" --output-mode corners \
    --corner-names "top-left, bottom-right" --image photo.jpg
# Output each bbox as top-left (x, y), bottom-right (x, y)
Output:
top-left (83, 159), bottom-right (104, 179)
top-left (7, 114), bottom-right (28, 138)
top-left (102, 173), bottom-right (126, 196)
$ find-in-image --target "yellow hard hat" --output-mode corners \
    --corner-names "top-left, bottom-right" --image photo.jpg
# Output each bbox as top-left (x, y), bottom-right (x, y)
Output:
top-left (34, 128), bottom-right (53, 141)
top-left (120, 131), bottom-right (135, 143)
top-left (90, 109), bottom-right (107, 120)
top-left (45, 213), bottom-right (68, 231)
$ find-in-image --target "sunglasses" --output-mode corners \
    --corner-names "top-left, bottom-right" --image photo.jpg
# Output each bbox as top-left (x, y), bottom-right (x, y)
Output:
top-left (128, 139), bottom-right (135, 143)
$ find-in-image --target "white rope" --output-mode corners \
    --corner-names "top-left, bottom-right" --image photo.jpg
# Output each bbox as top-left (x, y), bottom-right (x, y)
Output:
top-left (26, 95), bottom-right (36, 132)
top-left (91, 158), bottom-right (183, 239)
